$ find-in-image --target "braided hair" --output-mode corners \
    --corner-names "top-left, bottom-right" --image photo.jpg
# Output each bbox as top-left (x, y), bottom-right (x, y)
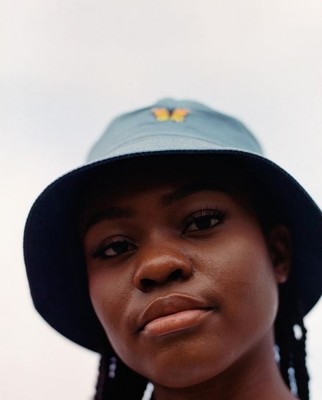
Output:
top-left (94, 351), bottom-right (148, 400)
top-left (275, 278), bottom-right (310, 400)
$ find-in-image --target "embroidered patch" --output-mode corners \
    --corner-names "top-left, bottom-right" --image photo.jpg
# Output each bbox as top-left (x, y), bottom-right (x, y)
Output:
top-left (152, 107), bottom-right (190, 122)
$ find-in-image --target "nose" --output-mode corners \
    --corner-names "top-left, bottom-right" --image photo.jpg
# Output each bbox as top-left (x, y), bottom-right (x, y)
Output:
top-left (133, 242), bottom-right (193, 292)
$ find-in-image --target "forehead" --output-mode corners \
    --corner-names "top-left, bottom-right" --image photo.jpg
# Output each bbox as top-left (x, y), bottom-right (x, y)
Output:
top-left (81, 155), bottom-right (255, 202)
top-left (78, 155), bottom-right (262, 230)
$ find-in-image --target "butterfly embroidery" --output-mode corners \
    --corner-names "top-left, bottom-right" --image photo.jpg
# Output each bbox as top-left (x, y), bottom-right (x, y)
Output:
top-left (152, 108), bottom-right (190, 122)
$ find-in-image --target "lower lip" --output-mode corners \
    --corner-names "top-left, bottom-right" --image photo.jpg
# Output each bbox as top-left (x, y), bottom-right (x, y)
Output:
top-left (142, 309), bottom-right (212, 337)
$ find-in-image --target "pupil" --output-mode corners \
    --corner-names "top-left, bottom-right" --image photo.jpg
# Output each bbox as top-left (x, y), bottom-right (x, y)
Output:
top-left (112, 241), bottom-right (128, 253)
top-left (196, 216), bottom-right (212, 229)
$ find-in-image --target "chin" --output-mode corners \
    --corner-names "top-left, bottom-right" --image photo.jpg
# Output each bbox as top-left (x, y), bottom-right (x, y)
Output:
top-left (131, 348), bottom-right (228, 389)
top-left (151, 369), bottom-right (215, 389)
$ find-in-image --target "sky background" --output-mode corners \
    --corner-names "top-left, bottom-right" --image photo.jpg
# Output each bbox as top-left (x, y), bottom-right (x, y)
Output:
top-left (1, 1), bottom-right (322, 399)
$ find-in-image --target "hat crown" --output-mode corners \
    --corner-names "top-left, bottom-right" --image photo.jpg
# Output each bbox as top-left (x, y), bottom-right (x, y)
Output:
top-left (87, 98), bottom-right (263, 163)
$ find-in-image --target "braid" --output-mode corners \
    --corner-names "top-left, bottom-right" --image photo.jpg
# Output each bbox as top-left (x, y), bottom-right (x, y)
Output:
top-left (94, 353), bottom-right (107, 400)
top-left (292, 315), bottom-right (309, 400)
top-left (275, 279), bottom-right (310, 400)
top-left (247, 172), bottom-right (311, 400)
top-left (94, 351), bottom-right (148, 400)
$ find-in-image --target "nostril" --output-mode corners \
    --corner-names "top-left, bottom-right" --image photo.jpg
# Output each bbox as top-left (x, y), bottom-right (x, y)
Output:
top-left (167, 269), bottom-right (183, 282)
top-left (139, 269), bottom-right (185, 292)
top-left (140, 278), bottom-right (155, 292)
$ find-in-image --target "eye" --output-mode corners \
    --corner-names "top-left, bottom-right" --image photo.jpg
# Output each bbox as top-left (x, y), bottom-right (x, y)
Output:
top-left (91, 237), bottom-right (137, 259)
top-left (183, 209), bottom-right (226, 233)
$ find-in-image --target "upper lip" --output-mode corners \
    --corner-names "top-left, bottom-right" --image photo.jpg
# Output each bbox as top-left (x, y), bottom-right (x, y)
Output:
top-left (137, 294), bottom-right (214, 332)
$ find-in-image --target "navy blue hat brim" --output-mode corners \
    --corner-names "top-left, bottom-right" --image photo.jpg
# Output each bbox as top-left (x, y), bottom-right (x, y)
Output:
top-left (23, 150), bottom-right (322, 352)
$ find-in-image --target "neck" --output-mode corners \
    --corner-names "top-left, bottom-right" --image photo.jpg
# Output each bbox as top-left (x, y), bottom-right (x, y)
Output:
top-left (153, 333), bottom-right (297, 400)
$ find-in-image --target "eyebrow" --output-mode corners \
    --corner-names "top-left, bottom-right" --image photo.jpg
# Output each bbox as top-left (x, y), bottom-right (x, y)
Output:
top-left (83, 182), bottom-right (227, 233)
top-left (83, 207), bottom-right (135, 233)
top-left (161, 182), bottom-right (226, 206)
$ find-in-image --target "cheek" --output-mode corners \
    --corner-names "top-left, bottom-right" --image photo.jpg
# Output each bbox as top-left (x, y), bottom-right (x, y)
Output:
top-left (194, 224), bottom-right (279, 344)
top-left (207, 230), bottom-right (279, 339)
top-left (87, 269), bottom-right (131, 346)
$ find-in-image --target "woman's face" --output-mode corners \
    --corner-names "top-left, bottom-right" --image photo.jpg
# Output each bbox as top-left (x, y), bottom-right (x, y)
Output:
top-left (81, 159), bottom-right (290, 389)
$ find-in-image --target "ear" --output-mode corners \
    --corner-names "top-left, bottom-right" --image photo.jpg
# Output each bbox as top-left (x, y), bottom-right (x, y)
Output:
top-left (267, 224), bottom-right (292, 284)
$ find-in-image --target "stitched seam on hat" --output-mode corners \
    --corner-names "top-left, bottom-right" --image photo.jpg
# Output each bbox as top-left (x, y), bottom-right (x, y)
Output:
top-left (96, 132), bottom-right (252, 157)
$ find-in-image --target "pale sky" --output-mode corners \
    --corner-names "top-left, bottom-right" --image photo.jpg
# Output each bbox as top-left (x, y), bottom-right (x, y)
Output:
top-left (1, 1), bottom-right (322, 399)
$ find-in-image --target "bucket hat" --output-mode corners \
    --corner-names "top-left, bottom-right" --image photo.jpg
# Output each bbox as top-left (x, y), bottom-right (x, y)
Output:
top-left (23, 98), bottom-right (322, 353)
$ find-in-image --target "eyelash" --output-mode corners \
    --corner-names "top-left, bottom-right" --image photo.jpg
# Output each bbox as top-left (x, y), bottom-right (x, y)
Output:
top-left (91, 237), bottom-right (137, 260)
top-left (183, 208), bottom-right (227, 234)
top-left (91, 208), bottom-right (227, 260)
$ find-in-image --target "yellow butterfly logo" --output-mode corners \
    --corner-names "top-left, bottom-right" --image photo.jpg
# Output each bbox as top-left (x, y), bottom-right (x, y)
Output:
top-left (152, 108), bottom-right (190, 123)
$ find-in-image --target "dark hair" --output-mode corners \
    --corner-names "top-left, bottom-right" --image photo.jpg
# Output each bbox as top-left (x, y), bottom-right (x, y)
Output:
top-left (275, 278), bottom-right (309, 400)
top-left (94, 353), bottom-right (148, 400)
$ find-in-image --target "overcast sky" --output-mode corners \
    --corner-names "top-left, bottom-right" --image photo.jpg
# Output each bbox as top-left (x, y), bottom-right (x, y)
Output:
top-left (1, 1), bottom-right (322, 399)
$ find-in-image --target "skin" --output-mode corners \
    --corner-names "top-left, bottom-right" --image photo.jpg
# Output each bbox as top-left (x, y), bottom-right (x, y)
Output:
top-left (80, 159), bottom-right (296, 400)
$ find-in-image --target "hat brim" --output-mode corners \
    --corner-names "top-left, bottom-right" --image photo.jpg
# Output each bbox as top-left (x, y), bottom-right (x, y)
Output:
top-left (23, 149), bottom-right (322, 352)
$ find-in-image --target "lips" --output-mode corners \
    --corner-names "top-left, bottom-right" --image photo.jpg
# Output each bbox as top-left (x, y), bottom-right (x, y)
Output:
top-left (137, 294), bottom-right (215, 336)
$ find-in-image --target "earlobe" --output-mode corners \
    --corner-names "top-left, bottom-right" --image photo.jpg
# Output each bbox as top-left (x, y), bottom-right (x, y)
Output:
top-left (267, 224), bottom-right (292, 284)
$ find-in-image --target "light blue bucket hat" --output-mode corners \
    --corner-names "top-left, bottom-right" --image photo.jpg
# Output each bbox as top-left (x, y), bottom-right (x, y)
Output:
top-left (23, 98), bottom-right (322, 352)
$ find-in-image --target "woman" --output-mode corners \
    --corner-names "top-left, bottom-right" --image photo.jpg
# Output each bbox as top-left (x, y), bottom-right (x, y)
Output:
top-left (24, 99), bottom-right (322, 399)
